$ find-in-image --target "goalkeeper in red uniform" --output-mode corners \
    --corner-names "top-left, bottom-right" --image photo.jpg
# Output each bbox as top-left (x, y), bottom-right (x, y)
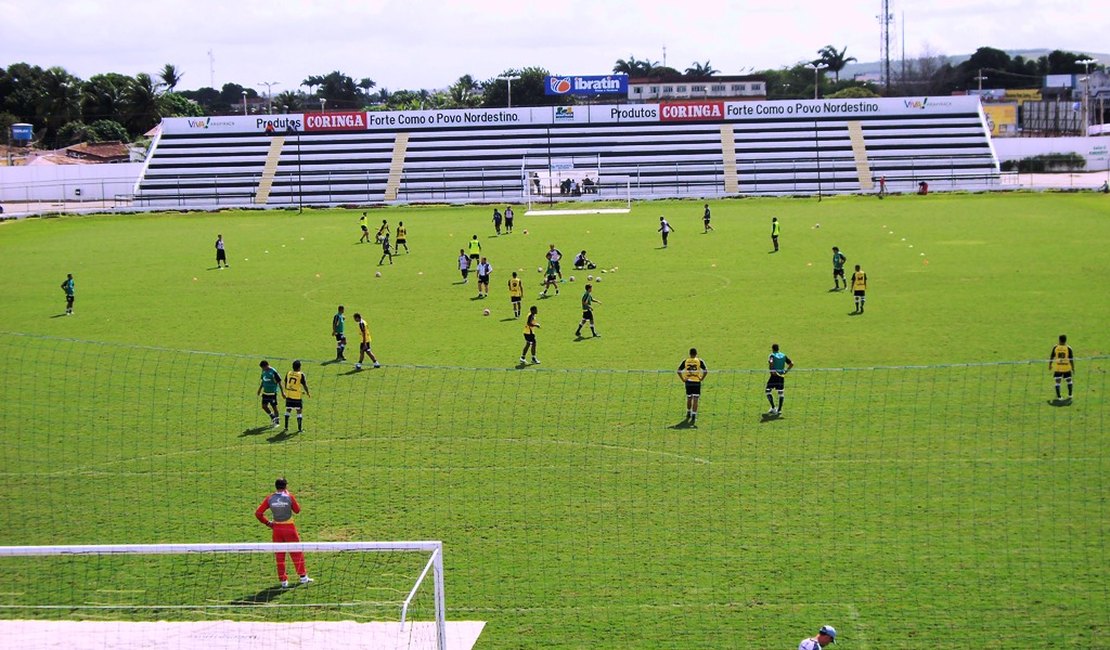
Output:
top-left (255, 477), bottom-right (314, 588)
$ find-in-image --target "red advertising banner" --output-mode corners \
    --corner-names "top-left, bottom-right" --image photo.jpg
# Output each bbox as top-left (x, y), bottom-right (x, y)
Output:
top-left (303, 111), bottom-right (369, 132)
top-left (659, 101), bottom-right (725, 122)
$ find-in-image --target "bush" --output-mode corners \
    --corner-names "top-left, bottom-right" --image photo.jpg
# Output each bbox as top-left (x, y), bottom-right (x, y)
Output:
top-left (87, 119), bottom-right (129, 143)
top-left (1003, 153), bottom-right (1087, 173)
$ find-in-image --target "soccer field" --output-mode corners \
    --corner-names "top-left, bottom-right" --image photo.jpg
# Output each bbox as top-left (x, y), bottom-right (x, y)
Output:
top-left (1, 193), bottom-right (1108, 648)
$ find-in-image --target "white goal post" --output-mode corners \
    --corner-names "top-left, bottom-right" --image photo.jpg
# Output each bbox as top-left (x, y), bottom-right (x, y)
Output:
top-left (1, 536), bottom-right (450, 647)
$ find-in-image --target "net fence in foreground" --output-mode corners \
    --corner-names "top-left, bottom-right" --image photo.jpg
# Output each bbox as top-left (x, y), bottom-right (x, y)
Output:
top-left (0, 332), bottom-right (1105, 648)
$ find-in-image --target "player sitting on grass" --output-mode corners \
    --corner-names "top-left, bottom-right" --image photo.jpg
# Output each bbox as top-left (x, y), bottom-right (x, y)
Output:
top-left (573, 250), bottom-right (596, 270)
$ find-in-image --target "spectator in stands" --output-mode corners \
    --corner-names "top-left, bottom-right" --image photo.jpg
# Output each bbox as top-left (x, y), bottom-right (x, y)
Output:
top-left (918, 181), bottom-right (929, 195)
top-left (531, 173), bottom-right (542, 196)
top-left (574, 250), bottom-right (595, 270)
top-left (572, 180), bottom-right (582, 196)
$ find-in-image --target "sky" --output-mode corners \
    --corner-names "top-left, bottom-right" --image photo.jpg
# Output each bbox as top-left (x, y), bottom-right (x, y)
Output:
top-left (0, 0), bottom-right (1104, 93)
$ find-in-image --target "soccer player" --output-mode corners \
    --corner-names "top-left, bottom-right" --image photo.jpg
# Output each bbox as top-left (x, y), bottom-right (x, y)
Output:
top-left (215, 234), bottom-right (229, 268)
top-left (476, 256), bottom-right (492, 298)
top-left (332, 305), bottom-right (347, 361)
top-left (546, 244), bottom-right (563, 279)
top-left (60, 273), bottom-right (75, 315)
top-left (573, 250), bottom-right (594, 270)
top-left (851, 264), bottom-right (868, 313)
top-left (504, 205), bottom-right (515, 233)
top-left (831, 247), bottom-right (848, 290)
top-left (492, 208), bottom-right (503, 235)
top-left (358, 212), bottom-right (370, 243)
top-left (702, 204), bottom-right (713, 232)
top-left (508, 271), bottom-right (524, 318)
top-left (395, 221), bottom-right (409, 253)
top-left (375, 220), bottom-right (389, 244)
top-left (520, 306), bottom-right (540, 364)
top-left (766, 343), bottom-right (793, 415)
top-left (575, 283), bottom-right (601, 338)
top-left (798, 624), bottom-right (837, 649)
top-left (467, 235), bottom-right (482, 270)
top-left (458, 249), bottom-right (470, 283)
top-left (255, 477), bottom-right (313, 588)
top-left (378, 234), bottom-right (393, 266)
top-left (539, 261), bottom-right (559, 296)
top-left (258, 360), bottom-right (284, 427)
top-left (770, 217), bottom-right (780, 252)
top-left (658, 216), bottom-right (674, 247)
top-left (282, 360), bottom-right (310, 432)
top-left (677, 348), bottom-right (707, 424)
top-left (353, 312), bottom-right (380, 370)
top-left (1050, 334), bottom-right (1075, 401)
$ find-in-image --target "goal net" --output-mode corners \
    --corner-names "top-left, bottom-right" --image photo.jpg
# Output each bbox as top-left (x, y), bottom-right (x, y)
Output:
top-left (0, 541), bottom-right (475, 650)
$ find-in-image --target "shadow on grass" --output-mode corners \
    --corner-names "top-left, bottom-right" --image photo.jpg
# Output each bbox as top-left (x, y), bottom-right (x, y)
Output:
top-left (206, 266), bottom-right (222, 271)
top-left (267, 429), bottom-right (299, 443)
top-left (320, 358), bottom-right (343, 366)
top-left (760, 413), bottom-right (783, 423)
top-left (240, 425), bottom-right (273, 437)
top-left (847, 311), bottom-right (862, 316)
top-left (669, 419), bottom-right (696, 429)
top-left (229, 585), bottom-right (288, 605)
top-left (500, 317), bottom-right (516, 322)
top-left (1047, 398), bottom-right (1073, 407)
top-left (50, 313), bottom-right (68, 319)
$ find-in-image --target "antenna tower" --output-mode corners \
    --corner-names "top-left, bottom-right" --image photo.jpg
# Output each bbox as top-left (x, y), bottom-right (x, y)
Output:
top-left (879, 0), bottom-right (893, 91)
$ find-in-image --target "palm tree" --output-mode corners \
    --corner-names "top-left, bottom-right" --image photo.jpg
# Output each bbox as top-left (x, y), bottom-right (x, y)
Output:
top-left (301, 75), bottom-right (323, 95)
top-left (816, 45), bottom-right (857, 83)
top-left (684, 60), bottom-right (719, 77)
top-left (448, 74), bottom-right (482, 107)
top-left (357, 77), bottom-right (376, 102)
top-left (35, 66), bottom-right (83, 146)
top-left (125, 72), bottom-right (162, 137)
top-left (159, 64), bottom-right (183, 92)
top-left (613, 56), bottom-right (659, 76)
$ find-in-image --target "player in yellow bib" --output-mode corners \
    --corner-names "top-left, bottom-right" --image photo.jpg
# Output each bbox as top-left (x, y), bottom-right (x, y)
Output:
top-left (520, 306), bottom-right (540, 365)
top-left (358, 213), bottom-right (370, 243)
top-left (676, 348), bottom-right (708, 425)
top-left (1049, 334), bottom-right (1074, 401)
top-left (353, 312), bottom-right (380, 370)
top-left (508, 272), bottom-right (524, 318)
top-left (851, 265), bottom-right (868, 313)
top-left (282, 360), bottom-right (311, 433)
top-left (395, 222), bottom-right (409, 253)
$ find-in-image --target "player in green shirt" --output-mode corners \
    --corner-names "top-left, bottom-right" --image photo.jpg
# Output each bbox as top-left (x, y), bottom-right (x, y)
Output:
top-left (575, 284), bottom-right (601, 338)
top-left (831, 247), bottom-right (847, 290)
top-left (332, 305), bottom-right (347, 362)
top-left (258, 360), bottom-right (285, 427)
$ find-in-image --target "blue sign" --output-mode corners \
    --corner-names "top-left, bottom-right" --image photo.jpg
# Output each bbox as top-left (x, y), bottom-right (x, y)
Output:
top-left (545, 75), bottom-right (628, 96)
top-left (11, 123), bottom-right (33, 142)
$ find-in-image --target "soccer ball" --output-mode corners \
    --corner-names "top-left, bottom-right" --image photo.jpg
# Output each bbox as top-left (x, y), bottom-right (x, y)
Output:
top-left (815, 223), bottom-right (820, 228)
top-left (523, 229), bottom-right (529, 235)
top-left (587, 275), bottom-right (593, 281)
top-left (595, 276), bottom-right (603, 283)
top-left (601, 269), bottom-right (607, 273)
top-left (482, 308), bottom-right (490, 316)
top-left (375, 271), bottom-right (382, 277)
top-left (568, 276), bottom-right (575, 282)
top-left (537, 267), bottom-right (543, 273)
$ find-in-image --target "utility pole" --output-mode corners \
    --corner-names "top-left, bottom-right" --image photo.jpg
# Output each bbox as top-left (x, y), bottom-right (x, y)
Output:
top-left (807, 63), bottom-right (829, 100)
top-left (878, 0), bottom-right (893, 91)
top-left (974, 69), bottom-right (988, 93)
top-left (1077, 58), bottom-right (1097, 136)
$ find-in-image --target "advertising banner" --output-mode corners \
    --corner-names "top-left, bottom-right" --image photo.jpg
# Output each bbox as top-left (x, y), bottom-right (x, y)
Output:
top-left (983, 104), bottom-right (1018, 136)
top-left (545, 75), bottom-right (628, 96)
top-left (304, 111), bottom-right (368, 132)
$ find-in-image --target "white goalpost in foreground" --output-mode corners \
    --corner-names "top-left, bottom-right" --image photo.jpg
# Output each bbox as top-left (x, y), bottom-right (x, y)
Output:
top-left (0, 541), bottom-right (484, 650)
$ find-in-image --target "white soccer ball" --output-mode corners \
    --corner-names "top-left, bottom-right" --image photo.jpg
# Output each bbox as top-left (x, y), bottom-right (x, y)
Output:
top-left (482, 308), bottom-right (490, 316)
top-left (815, 223), bottom-right (820, 228)
top-left (587, 275), bottom-right (593, 281)
top-left (568, 276), bottom-right (575, 282)
top-left (601, 269), bottom-right (607, 273)
top-left (523, 229), bottom-right (529, 235)
top-left (595, 276), bottom-right (603, 283)
top-left (375, 271), bottom-right (382, 277)
top-left (537, 267), bottom-right (543, 273)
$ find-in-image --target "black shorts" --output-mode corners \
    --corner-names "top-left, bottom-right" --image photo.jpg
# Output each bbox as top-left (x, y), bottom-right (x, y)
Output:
top-left (766, 375), bottom-right (785, 390)
top-left (334, 333), bottom-right (345, 342)
top-left (360, 341), bottom-right (372, 353)
top-left (582, 309), bottom-right (594, 320)
top-left (685, 381), bottom-right (701, 396)
top-left (1053, 371), bottom-right (1073, 378)
top-left (285, 398), bottom-right (303, 409)
top-left (396, 238), bottom-right (406, 244)
top-left (834, 268), bottom-right (845, 277)
top-left (478, 275), bottom-right (490, 284)
top-left (853, 290), bottom-right (865, 297)
top-left (66, 295), bottom-right (74, 305)
top-left (523, 333), bottom-right (536, 343)
top-left (505, 217), bottom-right (514, 226)
top-left (511, 296), bottom-right (522, 303)
top-left (261, 393), bottom-right (278, 408)
top-left (216, 250), bottom-right (226, 261)
top-left (361, 226), bottom-right (368, 232)
top-left (470, 254), bottom-right (480, 263)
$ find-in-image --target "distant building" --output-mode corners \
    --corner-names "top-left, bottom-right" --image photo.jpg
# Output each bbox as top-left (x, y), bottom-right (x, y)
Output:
top-left (64, 141), bottom-right (131, 164)
top-left (627, 75), bottom-right (767, 103)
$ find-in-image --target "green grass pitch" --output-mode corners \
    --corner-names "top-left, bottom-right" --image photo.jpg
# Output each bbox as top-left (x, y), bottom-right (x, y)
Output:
top-left (0, 192), bottom-right (1107, 648)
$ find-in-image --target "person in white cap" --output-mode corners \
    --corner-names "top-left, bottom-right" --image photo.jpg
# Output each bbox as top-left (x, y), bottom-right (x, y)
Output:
top-left (799, 624), bottom-right (836, 649)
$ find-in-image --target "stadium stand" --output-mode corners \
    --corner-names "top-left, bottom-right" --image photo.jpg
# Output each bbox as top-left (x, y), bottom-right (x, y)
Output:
top-left (135, 97), bottom-right (999, 207)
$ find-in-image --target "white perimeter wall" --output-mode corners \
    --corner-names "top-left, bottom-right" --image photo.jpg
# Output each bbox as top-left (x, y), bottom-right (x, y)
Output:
top-left (0, 163), bottom-right (144, 202)
top-left (992, 137), bottom-right (1110, 170)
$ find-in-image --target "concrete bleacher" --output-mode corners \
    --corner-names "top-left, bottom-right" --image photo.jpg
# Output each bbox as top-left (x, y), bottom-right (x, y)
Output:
top-left (136, 98), bottom-right (999, 207)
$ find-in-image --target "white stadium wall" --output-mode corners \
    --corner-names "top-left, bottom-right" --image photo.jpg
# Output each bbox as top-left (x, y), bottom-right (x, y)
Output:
top-left (134, 97), bottom-right (1000, 207)
top-left (0, 163), bottom-right (144, 203)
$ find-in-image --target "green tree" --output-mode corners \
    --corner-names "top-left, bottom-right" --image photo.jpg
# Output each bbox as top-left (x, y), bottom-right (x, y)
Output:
top-left (36, 66), bottom-right (83, 147)
top-left (358, 77), bottom-right (376, 103)
top-left (0, 63), bottom-right (47, 125)
top-left (613, 56), bottom-right (659, 76)
top-left (684, 60), bottom-right (719, 77)
top-left (481, 67), bottom-right (571, 108)
top-left (158, 92), bottom-right (203, 118)
top-left (816, 45), bottom-right (857, 83)
top-left (56, 120), bottom-right (90, 146)
top-left (825, 85), bottom-right (880, 99)
top-left (125, 72), bottom-right (162, 136)
top-left (159, 64), bottom-right (183, 92)
top-left (274, 90), bottom-right (302, 112)
top-left (81, 73), bottom-right (131, 125)
top-left (317, 71), bottom-right (361, 107)
top-left (448, 74), bottom-right (482, 108)
top-left (87, 119), bottom-right (130, 142)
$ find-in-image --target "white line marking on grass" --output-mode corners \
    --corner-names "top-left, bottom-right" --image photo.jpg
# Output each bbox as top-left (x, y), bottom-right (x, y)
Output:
top-left (494, 437), bottom-right (711, 465)
top-left (847, 602), bottom-right (869, 649)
